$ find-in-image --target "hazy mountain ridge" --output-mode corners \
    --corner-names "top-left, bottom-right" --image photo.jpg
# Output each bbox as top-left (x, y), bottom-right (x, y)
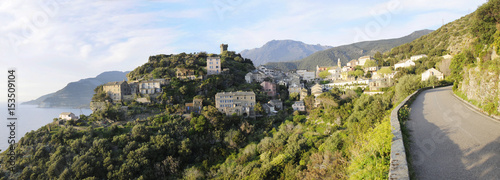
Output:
top-left (265, 30), bottom-right (433, 71)
top-left (240, 40), bottom-right (333, 66)
top-left (23, 71), bottom-right (129, 108)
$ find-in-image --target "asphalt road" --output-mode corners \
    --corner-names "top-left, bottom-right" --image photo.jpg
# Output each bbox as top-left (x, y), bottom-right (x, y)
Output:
top-left (407, 86), bottom-right (500, 180)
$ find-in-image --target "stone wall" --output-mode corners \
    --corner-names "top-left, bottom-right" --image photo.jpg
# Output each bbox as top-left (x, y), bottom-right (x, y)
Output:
top-left (90, 101), bottom-right (108, 112)
top-left (459, 67), bottom-right (499, 114)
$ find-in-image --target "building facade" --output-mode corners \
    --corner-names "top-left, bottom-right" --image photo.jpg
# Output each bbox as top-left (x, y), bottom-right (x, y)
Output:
top-left (296, 70), bottom-right (315, 81)
top-left (138, 79), bottom-right (166, 94)
top-left (207, 57), bottom-right (221, 75)
top-left (186, 98), bottom-right (203, 114)
top-left (358, 56), bottom-right (373, 66)
top-left (176, 68), bottom-right (200, 80)
top-left (215, 91), bottom-right (256, 116)
top-left (347, 60), bottom-right (358, 67)
top-left (311, 83), bottom-right (323, 98)
top-left (103, 81), bottom-right (131, 102)
top-left (394, 60), bottom-right (416, 69)
top-left (59, 112), bottom-right (79, 120)
top-left (411, 54), bottom-right (427, 61)
top-left (261, 81), bottom-right (277, 97)
top-left (421, 68), bottom-right (444, 81)
top-left (292, 101), bottom-right (305, 111)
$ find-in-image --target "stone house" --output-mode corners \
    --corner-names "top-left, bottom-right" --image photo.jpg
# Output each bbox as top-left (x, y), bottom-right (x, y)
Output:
top-left (311, 83), bottom-right (323, 98)
top-left (138, 79), bottom-right (167, 94)
top-left (103, 81), bottom-right (132, 102)
top-left (316, 66), bottom-right (333, 78)
top-left (186, 98), bottom-right (203, 114)
top-left (296, 70), bottom-right (315, 81)
top-left (176, 68), bottom-right (200, 80)
top-left (300, 88), bottom-right (308, 101)
top-left (207, 56), bottom-right (221, 75)
top-left (421, 68), bottom-right (444, 81)
top-left (215, 91), bottom-right (256, 116)
top-left (364, 66), bottom-right (380, 73)
top-left (358, 56), bottom-right (373, 66)
top-left (260, 81), bottom-right (277, 97)
top-left (268, 100), bottom-right (283, 110)
top-left (292, 101), bottom-right (305, 111)
top-left (262, 103), bottom-right (276, 114)
top-left (347, 60), bottom-right (358, 67)
top-left (328, 67), bottom-right (342, 80)
top-left (288, 83), bottom-right (302, 94)
top-left (245, 71), bottom-right (269, 83)
top-left (369, 78), bottom-right (394, 91)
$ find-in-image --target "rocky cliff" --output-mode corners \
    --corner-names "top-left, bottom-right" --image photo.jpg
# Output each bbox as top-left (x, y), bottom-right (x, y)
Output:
top-left (459, 67), bottom-right (500, 115)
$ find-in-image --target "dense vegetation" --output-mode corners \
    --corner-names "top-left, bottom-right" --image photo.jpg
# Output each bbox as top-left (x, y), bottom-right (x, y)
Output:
top-left (0, 90), bottom-right (402, 180)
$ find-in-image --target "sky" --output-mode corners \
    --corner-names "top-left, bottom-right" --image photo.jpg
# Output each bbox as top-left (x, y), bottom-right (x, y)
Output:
top-left (0, 0), bottom-right (488, 102)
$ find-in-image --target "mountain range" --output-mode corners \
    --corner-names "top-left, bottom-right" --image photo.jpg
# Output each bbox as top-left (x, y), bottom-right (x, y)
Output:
top-left (23, 71), bottom-right (129, 108)
top-left (263, 29), bottom-right (433, 71)
top-left (240, 40), bottom-right (332, 66)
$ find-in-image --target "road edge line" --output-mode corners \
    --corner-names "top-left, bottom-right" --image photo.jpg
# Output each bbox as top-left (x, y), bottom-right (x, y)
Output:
top-left (450, 90), bottom-right (500, 122)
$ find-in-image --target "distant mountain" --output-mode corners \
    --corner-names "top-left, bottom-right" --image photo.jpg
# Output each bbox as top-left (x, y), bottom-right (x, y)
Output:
top-left (265, 30), bottom-right (433, 71)
top-left (23, 71), bottom-right (129, 108)
top-left (240, 40), bottom-right (332, 66)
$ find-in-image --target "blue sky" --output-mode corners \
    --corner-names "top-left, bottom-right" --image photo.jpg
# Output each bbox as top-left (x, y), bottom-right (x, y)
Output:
top-left (0, 0), bottom-right (487, 102)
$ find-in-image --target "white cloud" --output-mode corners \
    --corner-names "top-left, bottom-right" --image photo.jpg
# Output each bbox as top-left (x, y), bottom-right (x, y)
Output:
top-left (0, 0), bottom-right (191, 102)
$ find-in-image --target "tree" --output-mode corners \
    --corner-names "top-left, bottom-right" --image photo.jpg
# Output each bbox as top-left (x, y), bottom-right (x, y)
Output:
top-left (363, 60), bottom-right (377, 68)
top-left (374, 51), bottom-right (383, 61)
top-left (354, 70), bottom-right (364, 78)
top-left (395, 74), bottom-right (421, 102)
top-left (318, 71), bottom-right (331, 79)
top-left (377, 67), bottom-right (393, 77)
top-left (289, 92), bottom-right (299, 101)
top-left (254, 103), bottom-right (265, 115)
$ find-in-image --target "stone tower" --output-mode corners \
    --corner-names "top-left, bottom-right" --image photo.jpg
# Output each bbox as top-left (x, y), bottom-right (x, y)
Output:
top-left (338, 58), bottom-right (341, 68)
top-left (220, 44), bottom-right (228, 54)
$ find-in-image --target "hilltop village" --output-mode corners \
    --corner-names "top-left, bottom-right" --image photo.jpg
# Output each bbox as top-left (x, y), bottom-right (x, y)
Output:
top-left (86, 44), bottom-right (446, 121)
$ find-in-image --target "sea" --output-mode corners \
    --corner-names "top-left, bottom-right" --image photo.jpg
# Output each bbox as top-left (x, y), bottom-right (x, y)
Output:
top-left (0, 104), bottom-right (92, 151)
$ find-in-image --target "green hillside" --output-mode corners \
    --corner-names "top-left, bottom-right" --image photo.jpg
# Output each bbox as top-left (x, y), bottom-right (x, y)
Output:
top-left (385, 0), bottom-right (500, 115)
top-left (265, 30), bottom-right (433, 71)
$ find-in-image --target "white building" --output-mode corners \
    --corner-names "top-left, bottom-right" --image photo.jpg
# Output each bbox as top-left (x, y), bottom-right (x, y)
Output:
top-left (207, 57), bottom-right (221, 75)
top-left (358, 56), bottom-right (373, 66)
top-left (411, 54), bottom-right (428, 61)
top-left (421, 68), bottom-right (444, 81)
top-left (138, 79), bottom-right (166, 94)
top-left (328, 67), bottom-right (342, 80)
top-left (59, 112), bottom-right (79, 120)
top-left (347, 60), bottom-right (358, 67)
top-left (394, 60), bottom-right (416, 69)
top-left (215, 91), bottom-right (256, 116)
top-left (442, 54), bottom-right (453, 60)
top-left (296, 70), bottom-right (315, 81)
top-left (364, 66), bottom-right (379, 73)
top-left (245, 71), bottom-right (269, 83)
top-left (292, 101), bottom-right (305, 111)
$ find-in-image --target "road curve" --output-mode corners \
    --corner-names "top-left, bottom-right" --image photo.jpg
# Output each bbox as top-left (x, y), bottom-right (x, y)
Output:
top-left (407, 86), bottom-right (500, 179)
